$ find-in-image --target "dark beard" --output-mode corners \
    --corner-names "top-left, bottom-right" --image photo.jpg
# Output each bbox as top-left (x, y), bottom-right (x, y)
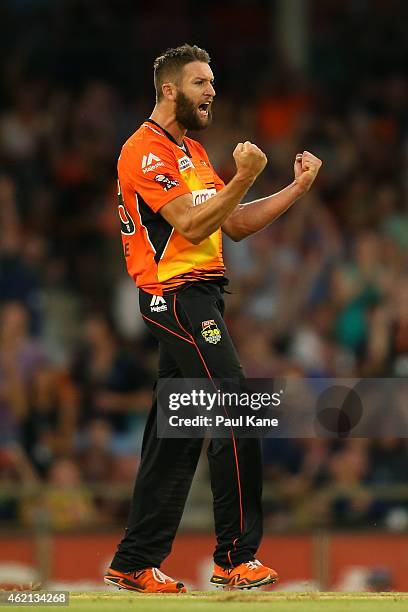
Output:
top-left (175, 90), bottom-right (212, 131)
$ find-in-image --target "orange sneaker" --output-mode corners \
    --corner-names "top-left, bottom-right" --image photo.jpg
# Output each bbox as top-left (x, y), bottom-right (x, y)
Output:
top-left (104, 567), bottom-right (187, 593)
top-left (210, 559), bottom-right (278, 589)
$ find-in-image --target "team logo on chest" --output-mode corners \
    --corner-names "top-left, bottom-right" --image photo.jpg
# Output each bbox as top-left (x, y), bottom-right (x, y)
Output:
top-left (178, 155), bottom-right (194, 172)
top-left (201, 319), bottom-right (222, 344)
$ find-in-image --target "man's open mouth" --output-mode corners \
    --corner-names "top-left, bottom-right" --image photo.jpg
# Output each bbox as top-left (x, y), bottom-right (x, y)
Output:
top-left (198, 102), bottom-right (210, 117)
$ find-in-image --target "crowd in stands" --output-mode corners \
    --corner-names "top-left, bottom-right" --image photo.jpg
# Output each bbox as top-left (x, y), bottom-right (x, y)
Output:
top-left (0, 0), bottom-right (407, 532)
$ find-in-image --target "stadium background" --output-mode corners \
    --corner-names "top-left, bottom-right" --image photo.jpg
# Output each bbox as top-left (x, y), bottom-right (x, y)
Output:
top-left (0, 0), bottom-right (407, 593)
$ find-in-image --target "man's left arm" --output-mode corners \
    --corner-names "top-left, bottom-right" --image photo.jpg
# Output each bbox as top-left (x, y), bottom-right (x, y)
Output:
top-left (222, 151), bottom-right (322, 241)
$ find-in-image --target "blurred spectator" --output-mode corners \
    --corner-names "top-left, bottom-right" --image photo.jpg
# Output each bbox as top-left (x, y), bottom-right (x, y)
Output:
top-left (22, 457), bottom-right (98, 530)
top-left (70, 313), bottom-right (152, 451)
top-left (369, 439), bottom-right (407, 485)
top-left (0, 444), bottom-right (39, 522)
top-left (22, 365), bottom-right (77, 477)
top-left (77, 418), bottom-right (116, 484)
top-left (0, 176), bottom-right (43, 330)
top-left (0, 301), bottom-right (48, 444)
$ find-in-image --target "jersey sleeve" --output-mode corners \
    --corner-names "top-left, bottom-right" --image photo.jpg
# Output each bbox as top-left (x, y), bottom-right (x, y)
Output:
top-left (119, 139), bottom-right (191, 213)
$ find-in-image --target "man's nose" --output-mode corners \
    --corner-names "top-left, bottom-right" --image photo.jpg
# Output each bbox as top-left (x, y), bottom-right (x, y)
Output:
top-left (205, 83), bottom-right (216, 98)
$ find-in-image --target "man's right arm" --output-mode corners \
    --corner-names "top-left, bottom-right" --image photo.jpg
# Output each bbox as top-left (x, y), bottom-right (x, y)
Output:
top-left (159, 142), bottom-right (267, 245)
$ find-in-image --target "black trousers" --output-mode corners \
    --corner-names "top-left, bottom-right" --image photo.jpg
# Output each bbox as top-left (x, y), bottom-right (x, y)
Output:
top-left (111, 282), bottom-right (263, 571)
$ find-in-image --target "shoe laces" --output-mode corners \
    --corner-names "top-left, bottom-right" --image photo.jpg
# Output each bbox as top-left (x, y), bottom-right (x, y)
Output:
top-left (151, 567), bottom-right (173, 583)
top-left (244, 559), bottom-right (262, 570)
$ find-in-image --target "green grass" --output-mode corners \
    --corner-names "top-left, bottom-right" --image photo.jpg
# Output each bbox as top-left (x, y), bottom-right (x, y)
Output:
top-left (61, 591), bottom-right (407, 612)
top-left (1, 592), bottom-right (406, 611)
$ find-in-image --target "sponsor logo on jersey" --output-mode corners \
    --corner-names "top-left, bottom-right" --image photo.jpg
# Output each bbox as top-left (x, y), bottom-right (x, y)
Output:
top-left (142, 153), bottom-right (165, 174)
top-left (178, 155), bottom-right (194, 172)
top-left (154, 174), bottom-right (179, 192)
top-left (191, 188), bottom-right (217, 207)
top-left (201, 319), bottom-right (221, 344)
top-left (150, 295), bottom-right (167, 313)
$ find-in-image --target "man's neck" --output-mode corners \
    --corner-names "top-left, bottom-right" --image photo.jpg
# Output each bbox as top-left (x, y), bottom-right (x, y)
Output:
top-left (149, 105), bottom-right (186, 145)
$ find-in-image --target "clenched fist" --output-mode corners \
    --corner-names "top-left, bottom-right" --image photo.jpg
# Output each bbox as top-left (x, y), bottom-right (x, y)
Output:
top-left (293, 151), bottom-right (322, 193)
top-left (233, 141), bottom-right (267, 181)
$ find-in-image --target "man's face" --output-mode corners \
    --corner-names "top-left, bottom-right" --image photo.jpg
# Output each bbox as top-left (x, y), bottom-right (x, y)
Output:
top-left (174, 61), bottom-right (215, 131)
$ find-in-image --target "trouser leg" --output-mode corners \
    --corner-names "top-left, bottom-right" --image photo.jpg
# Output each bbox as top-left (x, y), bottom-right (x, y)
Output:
top-left (207, 436), bottom-right (263, 567)
top-left (111, 346), bottom-right (203, 571)
top-left (173, 286), bottom-right (264, 568)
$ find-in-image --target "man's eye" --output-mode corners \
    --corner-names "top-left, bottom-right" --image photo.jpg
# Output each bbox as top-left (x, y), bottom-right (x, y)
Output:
top-left (195, 80), bottom-right (204, 85)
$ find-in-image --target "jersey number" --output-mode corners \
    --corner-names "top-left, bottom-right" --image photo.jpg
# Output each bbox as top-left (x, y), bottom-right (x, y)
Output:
top-left (117, 180), bottom-right (135, 235)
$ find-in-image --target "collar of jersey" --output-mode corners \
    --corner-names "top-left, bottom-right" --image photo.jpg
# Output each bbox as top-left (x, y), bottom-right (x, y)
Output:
top-left (145, 119), bottom-right (192, 158)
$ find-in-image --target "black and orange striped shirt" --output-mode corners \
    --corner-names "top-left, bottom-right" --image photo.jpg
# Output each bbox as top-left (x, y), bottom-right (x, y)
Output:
top-left (117, 119), bottom-right (226, 295)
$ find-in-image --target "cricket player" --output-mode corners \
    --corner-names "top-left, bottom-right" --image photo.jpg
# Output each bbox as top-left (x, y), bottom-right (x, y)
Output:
top-left (104, 44), bottom-right (322, 593)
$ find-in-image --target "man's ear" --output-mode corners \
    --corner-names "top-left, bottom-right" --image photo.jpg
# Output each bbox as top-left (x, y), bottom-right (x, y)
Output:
top-left (162, 82), bottom-right (177, 101)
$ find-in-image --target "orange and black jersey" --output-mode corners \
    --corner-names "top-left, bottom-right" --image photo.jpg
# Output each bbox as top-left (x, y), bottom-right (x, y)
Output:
top-left (117, 119), bottom-right (226, 295)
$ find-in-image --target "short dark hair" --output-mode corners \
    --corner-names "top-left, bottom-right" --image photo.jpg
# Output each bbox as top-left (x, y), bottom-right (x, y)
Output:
top-left (153, 44), bottom-right (210, 100)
